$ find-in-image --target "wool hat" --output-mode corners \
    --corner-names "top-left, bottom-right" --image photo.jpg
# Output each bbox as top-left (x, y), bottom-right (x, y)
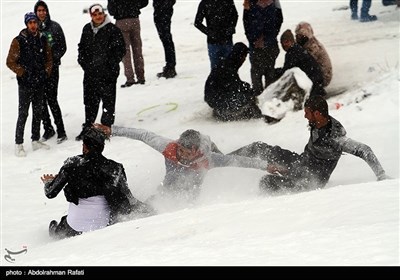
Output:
top-left (89, 3), bottom-right (104, 15)
top-left (24, 12), bottom-right (38, 25)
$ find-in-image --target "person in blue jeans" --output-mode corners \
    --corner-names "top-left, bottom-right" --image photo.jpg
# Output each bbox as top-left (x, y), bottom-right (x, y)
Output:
top-left (350, 0), bottom-right (377, 22)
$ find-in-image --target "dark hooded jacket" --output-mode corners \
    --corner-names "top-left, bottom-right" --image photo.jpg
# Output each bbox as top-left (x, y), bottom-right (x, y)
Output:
top-left (34, 1), bottom-right (67, 66)
top-left (204, 43), bottom-right (256, 111)
top-left (107, 0), bottom-right (148, 20)
top-left (194, 0), bottom-right (238, 44)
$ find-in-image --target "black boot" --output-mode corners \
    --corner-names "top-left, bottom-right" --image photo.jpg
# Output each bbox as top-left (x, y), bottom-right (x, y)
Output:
top-left (157, 66), bottom-right (177, 79)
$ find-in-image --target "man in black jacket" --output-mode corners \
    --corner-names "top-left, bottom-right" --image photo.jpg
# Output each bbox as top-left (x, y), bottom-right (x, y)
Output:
top-left (153, 0), bottom-right (177, 79)
top-left (228, 96), bottom-right (390, 194)
top-left (204, 42), bottom-right (279, 123)
top-left (194, 0), bottom-right (238, 70)
top-left (76, 4), bottom-right (126, 141)
top-left (42, 127), bottom-right (154, 239)
top-left (34, 1), bottom-right (68, 143)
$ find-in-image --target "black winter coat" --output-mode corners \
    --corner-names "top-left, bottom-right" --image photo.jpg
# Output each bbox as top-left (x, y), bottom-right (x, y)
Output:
top-left (107, 0), bottom-right (148, 19)
top-left (194, 0), bottom-right (238, 44)
top-left (44, 153), bottom-right (135, 223)
top-left (205, 53), bottom-right (256, 110)
top-left (276, 43), bottom-right (324, 86)
top-left (34, 0), bottom-right (67, 66)
top-left (78, 18), bottom-right (125, 81)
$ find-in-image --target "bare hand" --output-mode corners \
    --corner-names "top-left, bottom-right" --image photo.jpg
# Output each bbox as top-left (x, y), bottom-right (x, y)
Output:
top-left (93, 123), bottom-right (111, 138)
top-left (41, 174), bottom-right (55, 183)
top-left (267, 164), bottom-right (288, 175)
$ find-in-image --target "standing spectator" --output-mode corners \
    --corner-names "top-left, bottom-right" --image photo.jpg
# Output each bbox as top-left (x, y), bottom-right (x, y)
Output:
top-left (243, 0), bottom-right (283, 95)
top-left (42, 127), bottom-right (154, 240)
top-left (34, 1), bottom-right (68, 144)
top-left (194, 0), bottom-right (238, 70)
top-left (204, 42), bottom-right (279, 123)
top-left (107, 0), bottom-right (148, 87)
top-left (153, 0), bottom-right (177, 79)
top-left (228, 95), bottom-right (390, 194)
top-left (6, 12), bottom-right (52, 157)
top-left (76, 4), bottom-right (126, 141)
top-left (295, 21), bottom-right (332, 88)
top-left (350, 0), bottom-right (377, 22)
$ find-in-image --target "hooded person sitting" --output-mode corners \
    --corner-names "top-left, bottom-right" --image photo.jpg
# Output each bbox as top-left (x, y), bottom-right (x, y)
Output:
top-left (295, 21), bottom-right (332, 88)
top-left (204, 42), bottom-right (279, 123)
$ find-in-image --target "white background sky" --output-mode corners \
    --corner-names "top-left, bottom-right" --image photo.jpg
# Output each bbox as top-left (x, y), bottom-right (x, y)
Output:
top-left (1, 0), bottom-right (399, 270)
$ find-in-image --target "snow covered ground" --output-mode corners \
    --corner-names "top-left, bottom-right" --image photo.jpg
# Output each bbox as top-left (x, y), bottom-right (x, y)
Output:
top-left (1, 0), bottom-right (399, 268)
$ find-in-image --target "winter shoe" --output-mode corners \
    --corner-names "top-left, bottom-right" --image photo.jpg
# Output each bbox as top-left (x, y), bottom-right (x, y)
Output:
top-left (121, 81), bottom-right (135, 88)
top-left (133, 79), bottom-right (145, 85)
top-left (32, 140), bottom-right (50, 151)
top-left (57, 135), bottom-right (68, 144)
top-left (49, 220), bottom-right (58, 237)
top-left (15, 144), bottom-right (27, 157)
top-left (263, 115), bottom-right (281, 124)
top-left (351, 13), bottom-right (358, 20)
top-left (41, 129), bottom-right (55, 141)
top-left (157, 67), bottom-right (177, 79)
top-left (360, 14), bottom-right (377, 22)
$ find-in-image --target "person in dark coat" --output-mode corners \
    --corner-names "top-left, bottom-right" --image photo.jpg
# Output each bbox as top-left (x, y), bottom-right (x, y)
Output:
top-left (228, 95), bottom-right (390, 195)
top-left (76, 4), bottom-right (126, 141)
top-left (34, 1), bottom-right (68, 143)
top-left (153, 0), bottom-right (177, 79)
top-left (42, 127), bottom-right (154, 240)
top-left (6, 12), bottom-right (53, 157)
top-left (204, 42), bottom-right (279, 123)
top-left (107, 0), bottom-right (148, 87)
top-left (194, 0), bottom-right (238, 70)
top-left (243, 0), bottom-right (283, 95)
top-left (275, 29), bottom-right (326, 98)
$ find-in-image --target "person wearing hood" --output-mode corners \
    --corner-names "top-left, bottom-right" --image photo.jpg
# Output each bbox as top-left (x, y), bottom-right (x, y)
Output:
top-left (76, 4), bottom-right (126, 141)
top-left (228, 95), bottom-right (390, 194)
top-left (295, 21), bottom-right (332, 88)
top-left (34, 1), bottom-right (68, 144)
top-left (42, 127), bottom-right (154, 240)
top-left (204, 42), bottom-right (279, 123)
top-left (6, 12), bottom-right (53, 157)
top-left (93, 123), bottom-right (285, 200)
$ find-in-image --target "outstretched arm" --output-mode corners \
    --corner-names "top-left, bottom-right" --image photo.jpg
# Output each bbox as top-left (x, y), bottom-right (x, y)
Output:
top-left (339, 136), bottom-right (388, 180)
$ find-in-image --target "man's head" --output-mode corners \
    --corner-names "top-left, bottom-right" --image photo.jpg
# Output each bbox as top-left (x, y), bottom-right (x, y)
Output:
top-left (24, 12), bottom-right (39, 33)
top-left (230, 42), bottom-right (249, 67)
top-left (82, 127), bottom-right (108, 154)
top-left (34, 1), bottom-right (48, 22)
top-left (176, 129), bottom-right (203, 166)
top-left (89, 3), bottom-right (105, 26)
top-left (280, 29), bottom-right (295, 52)
top-left (295, 21), bottom-right (313, 46)
top-left (304, 95), bottom-right (329, 128)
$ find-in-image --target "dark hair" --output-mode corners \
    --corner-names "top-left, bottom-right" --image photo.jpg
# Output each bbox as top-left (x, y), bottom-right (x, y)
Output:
top-left (178, 129), bottom-right (201, 149)
top-left (82, 127), bottom-right (107, 153)
top-left (231, 42), bottom-right (248, 58)
top-left (280, 29), bottom-right (295, 43)
top-left (304, 95), bottom-right (329, 117)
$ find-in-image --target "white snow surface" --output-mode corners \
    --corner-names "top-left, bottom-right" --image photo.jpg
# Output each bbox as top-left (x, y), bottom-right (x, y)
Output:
top-left (1, 0), bottom-right (399, 267)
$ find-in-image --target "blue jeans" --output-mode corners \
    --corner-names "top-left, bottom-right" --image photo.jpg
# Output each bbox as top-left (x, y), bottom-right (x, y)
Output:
top-left (207, 43), bottom-right (233, 70)
top-left (350, 0), bottom-right (372, 17)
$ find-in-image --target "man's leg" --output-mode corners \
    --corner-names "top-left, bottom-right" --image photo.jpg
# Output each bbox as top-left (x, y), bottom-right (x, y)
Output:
top-left (46, 67), bottom-right (66, 138)
top-left (15, 87), bottom-right (31, 145)
top-left (116, 19), bottom-right (136, 85)
top-left (130, 18), bottom-right (145, 82)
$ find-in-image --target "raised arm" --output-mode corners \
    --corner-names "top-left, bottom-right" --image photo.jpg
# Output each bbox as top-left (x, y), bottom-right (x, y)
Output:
top-left (111, 125), bottom-right (171, 153)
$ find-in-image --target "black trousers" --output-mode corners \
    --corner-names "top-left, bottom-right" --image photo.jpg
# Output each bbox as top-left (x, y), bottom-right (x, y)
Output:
top-left (249, 44), bottom-right (280, 95)
top-left (42, 66), bottom-right (66, 136)
top-left (83, 76), bottom-right (117, 128)
top-left (50, 215), bottom-right (82, 240)
top-left (15, 86), bottom-right (44, 144)
top-left (154, 6), bottom-right (176, 69)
